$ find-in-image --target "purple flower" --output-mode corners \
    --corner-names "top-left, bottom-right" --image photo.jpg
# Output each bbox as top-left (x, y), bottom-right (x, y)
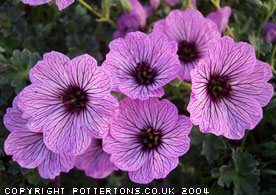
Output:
top-left (166, 0), bottom-right (179, 6)
top-left (18, 51), bottom-right (119, 155)
top-left (75, 138), bottom-right (118, 179)
top-left (103, 97), bottom-right (192, 184)
top-left (21, 0), bottom-right (74, 11)
top-left (103, 31), bottom-right (181, 100)
top-left (150, 0), bottom-right (160, 10)
top-left (114, 0), bottom-right (147, 38)
top-left (263, 22), bottom-right (276, 43)
top-left (4, 96), bottom-right (75, 179)
top-left (206, 6), bottom-right (232, 34)
top-left (187, 36), bottom-right (274, 139)
top-left (153, 9), bottom-right (221, 81)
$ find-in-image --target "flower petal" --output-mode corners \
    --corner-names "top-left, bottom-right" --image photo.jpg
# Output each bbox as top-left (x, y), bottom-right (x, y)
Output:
top-left (4, 96), bottom-right (28, 132)
top-left (75, 138), bottom-right (118, 179)
top-left (158, 115), bottom-right (192, 157)
top-left (29, 51), bottom-right (70, 89)
top-left (56, 0), bottom-right (74, 10)
top-left (38, 152), bottom-right (75, 179)
top-left (129, 151), bottom-right (178, 184)
top-left (103, 134), bottom-right (147, 171)
top-left (18, 83), bottom-right (63, 132)
top-left (4, 130), bottom-right (48, 169)
top-left (232, 60), bottom-right (274, 107)
top-left (43, 109), bottom-right (91, 155)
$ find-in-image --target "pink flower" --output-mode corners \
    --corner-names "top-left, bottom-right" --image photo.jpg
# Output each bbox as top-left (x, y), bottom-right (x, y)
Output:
top-left (166, 0), bottom-right (179, 6)
top-left (188, 36), bottom-right (274, 139)
top-left (103, 31), bottom-right (180, 100)
top-left (263, 22), bottom-right (276, 43)
top-left (114, 0), bottom-right (147, 38)
top-left (153, 9), bottom-right (221, 81)
top-left (21, 0), bottom-right (74, 11)
top-left (75, 138), bottom-right (118, 179)
top-left (206, 6), bottom-right (232, 34)
top-left (4, 96), bottom-right (75, 179)
top-left (18, 51), bottom-right (118, 155)
top-left (103, 97), bottom-right (192, 184)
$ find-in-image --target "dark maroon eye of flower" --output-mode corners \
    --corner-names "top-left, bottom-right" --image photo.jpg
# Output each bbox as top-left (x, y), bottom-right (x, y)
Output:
top-left (132, 62), bottom-right (157, 85)
top-left (95, 139), bottom-right (103, 147)
top-left (177, 41), bottom-right (199, 63)
top-left (61, 86), bottom-right (88, 114)
top-left (139, 127), bottom-right (161, 151)
top-left (208, 77), bottom-right (232, 100)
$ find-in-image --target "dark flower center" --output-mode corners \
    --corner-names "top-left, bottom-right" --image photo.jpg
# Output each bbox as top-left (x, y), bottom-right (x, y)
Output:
top-left (61, 86), bottom-right (88, 114)
top-left (94, 139), bottom-right (103, 147)
top-left (208, 77), bottom-right (232, 100)
top-left (139, 127), bottom-right (161, 151)
top-left (132, 62), bottom-right (157, 85)
top-left (177, 41), bottom-right (199, 63)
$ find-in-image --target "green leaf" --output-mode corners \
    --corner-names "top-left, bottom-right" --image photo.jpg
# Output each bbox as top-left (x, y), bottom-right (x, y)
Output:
top-left (261, 188), bottom-right (276, 195)
top-left (262, 141), bottom-right (276, 159)
top-left (0, 49), bottom-right (40, 94)
top-left (215, 148), bottom-right (260, 195)
top-left (249, 33), bottom-right (272, 56)
top-left (0, 160), bottom-right (5, 171)
top-left (8, 161), bottom-right (21, 175)
top-left (119, 0), bottom-right (132, 12)
top-left (201, 134), bottom-right (227, 164)
top-left (190, 127), bottom-right (227, 163)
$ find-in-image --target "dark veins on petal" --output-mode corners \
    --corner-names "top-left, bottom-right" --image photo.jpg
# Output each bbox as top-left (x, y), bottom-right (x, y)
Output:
top-left (177, 41), bottom-right (200, 63)
top-left (139, 127), bottom-right (162, 151)
top-left (60, 85), bottom-right (88, 114)
top-left (208, 76), bottom-right (232, 100)
top-left (132, 62), bottom-right (157, 85)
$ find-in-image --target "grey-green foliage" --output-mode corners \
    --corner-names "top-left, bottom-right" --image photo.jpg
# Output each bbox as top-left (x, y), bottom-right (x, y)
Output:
top-left (213, 148), bottom-right (260, 195)
top-left (0, 49), bottom-right (40, 94)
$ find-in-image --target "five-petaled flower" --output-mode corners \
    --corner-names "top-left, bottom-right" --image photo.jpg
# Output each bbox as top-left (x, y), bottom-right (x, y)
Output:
top-left (188, 36), bottom-right (274, 139)
top-left (153, 9), bottom-right (221, 81)
top-left (103, 31), bottom-right (181, 100)
top-left (18, 52), bottom-right (119, 155)
top-left (103, 97), bottom-right (192, 184)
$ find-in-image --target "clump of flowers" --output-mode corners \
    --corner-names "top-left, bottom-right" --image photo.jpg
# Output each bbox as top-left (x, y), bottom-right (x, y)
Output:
top-left (103, 97), bottom-right (192, 184)
top-left (2, 0), bottom-right (275, 187)
top-left (103, 31), bottom-right (181, 100)
top-left (188, 36), bottom-right (274, 139)
top-left (153, 9), bottom-right (221, 81)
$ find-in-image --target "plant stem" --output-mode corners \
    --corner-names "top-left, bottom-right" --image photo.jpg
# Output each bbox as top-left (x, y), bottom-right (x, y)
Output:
top-left (265, 159), bottom-right (276, 165)
top-left (226, 25), bottom-right (236, 41)
top-left (241, 131), bottom-right (249, 151)
top-left (262, 169), bottom-right (276, 175)
top-left (256, 2), bottom-right (276, 58)
top-left (257, 5), bottom-right (276, 38)
top-left (270, 44), bottom-right (276, 74)
top-left (77, 0), bottom-right (118, 29)
top-left (181, 82), bottom-right (192, 93)
top-left (179, 161), bottom-right (185, 170)
top-left (187, 0), bottom-right (193, 8)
